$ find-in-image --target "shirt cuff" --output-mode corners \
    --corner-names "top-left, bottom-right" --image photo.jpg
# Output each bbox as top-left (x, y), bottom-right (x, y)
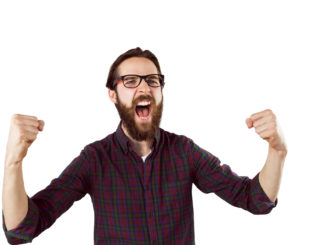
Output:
top-left (2, 196), bottom-right (39, 244)
top-left (250, 173), bottom-right (278, 214)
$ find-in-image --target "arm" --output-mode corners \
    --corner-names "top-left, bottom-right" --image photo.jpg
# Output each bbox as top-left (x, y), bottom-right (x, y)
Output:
top-left (259, 146), bottom-right (286, 203)
top-left (246, 109), bottom-right (287, 203)
top-left (2, 162), bottom-right (28, 231)
top-left (190, 109), bottom-right (286, 215)
top-left (2, 114), bottom-right (44, 231)
top-left (2, 114), bottom-right (91, 244)
top-left (189, 139), bottom-right (277, 215)
top-left (3, 153), bottom-right (91, 244)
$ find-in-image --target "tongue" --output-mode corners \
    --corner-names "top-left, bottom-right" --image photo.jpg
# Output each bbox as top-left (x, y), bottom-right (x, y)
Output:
top-left (136, 106), bottom-right (149, 117)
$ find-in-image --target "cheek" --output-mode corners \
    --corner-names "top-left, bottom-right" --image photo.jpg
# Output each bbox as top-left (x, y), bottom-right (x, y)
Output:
top-left (117, 88), bottom-right (134, 107)
top-left (154, 90), bottom-right (163, 106)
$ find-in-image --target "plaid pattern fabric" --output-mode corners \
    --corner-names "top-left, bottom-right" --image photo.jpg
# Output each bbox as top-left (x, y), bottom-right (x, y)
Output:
top-left (2, 121), bottom-right (277, 244)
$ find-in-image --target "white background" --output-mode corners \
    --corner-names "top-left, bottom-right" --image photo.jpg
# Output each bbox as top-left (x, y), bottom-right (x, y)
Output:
top-left (1, 0), bottom-right (325, 244)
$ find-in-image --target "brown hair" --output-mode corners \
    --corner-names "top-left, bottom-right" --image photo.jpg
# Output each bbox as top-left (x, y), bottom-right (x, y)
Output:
top-left (106, 47), bottom-right (162, 90)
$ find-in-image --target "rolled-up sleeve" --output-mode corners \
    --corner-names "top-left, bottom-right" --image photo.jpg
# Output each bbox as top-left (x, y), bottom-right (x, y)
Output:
top-left (188, 139), bottom-right (277, 214)
top-left (2, 147), bottom-right (91, 244)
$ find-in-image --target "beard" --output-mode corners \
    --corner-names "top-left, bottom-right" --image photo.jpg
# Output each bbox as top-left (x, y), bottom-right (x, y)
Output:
top-left (115, 93), bottom-right (163, 141)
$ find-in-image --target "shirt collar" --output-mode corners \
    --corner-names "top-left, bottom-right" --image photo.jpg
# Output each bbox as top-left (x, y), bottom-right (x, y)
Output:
top-left (115, 120), bottom-right (161, 154)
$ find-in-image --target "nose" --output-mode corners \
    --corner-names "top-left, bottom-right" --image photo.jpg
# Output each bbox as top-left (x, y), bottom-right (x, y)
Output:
top-left (137, 78), bottom-right (151, 94)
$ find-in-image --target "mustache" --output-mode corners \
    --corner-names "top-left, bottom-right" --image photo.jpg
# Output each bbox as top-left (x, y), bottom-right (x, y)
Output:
top-left (132, 95), bottom-right (155, 108)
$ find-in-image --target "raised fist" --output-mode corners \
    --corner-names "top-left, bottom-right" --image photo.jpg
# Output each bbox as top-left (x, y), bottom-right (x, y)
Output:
top-left (5, 114), bottom-right (44, 164)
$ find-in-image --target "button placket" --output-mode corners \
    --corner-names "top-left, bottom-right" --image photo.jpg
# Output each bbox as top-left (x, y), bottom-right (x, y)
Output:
top-left (143, 156), bottom-right (157, 244)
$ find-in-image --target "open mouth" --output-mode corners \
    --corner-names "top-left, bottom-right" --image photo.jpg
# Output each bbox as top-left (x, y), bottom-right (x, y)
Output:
top-left (135, 103), bottom-right (152, 121)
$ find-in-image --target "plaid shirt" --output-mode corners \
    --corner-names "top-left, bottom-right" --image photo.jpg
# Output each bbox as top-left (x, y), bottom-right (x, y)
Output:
top-left (2, 121), bottom-right (277, 244)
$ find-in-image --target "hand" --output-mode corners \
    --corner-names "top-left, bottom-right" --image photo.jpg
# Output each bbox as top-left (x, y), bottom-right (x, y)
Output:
top-left (5, 114), bottom-right (45, 165)
top-left (245, 109), bottom-right (287, 153)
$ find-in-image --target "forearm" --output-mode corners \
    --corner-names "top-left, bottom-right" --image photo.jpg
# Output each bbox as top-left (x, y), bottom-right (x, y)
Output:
top-left (258, 146), bottom-right (287, 203)
top-left (2, 161), bottom-right (28, 231)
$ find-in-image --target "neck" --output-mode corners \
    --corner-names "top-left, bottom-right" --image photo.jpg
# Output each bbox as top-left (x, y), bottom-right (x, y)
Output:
top-left (121, 123), bottom-right (153, 157)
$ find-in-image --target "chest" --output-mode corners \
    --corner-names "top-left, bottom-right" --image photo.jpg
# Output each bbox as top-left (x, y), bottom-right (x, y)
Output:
top-left (90, 148), bottom-right (193, 212)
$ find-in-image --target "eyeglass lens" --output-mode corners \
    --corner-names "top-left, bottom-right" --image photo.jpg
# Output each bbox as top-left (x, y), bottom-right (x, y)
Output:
top-left (123, 75), bottom-right (162, 88)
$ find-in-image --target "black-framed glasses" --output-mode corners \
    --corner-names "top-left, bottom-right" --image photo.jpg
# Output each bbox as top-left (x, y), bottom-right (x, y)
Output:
top-left (113, 74), bottom-right (165, 88)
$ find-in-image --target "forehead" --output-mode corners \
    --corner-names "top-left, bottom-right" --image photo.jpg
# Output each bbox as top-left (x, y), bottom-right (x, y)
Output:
top-left (117, 57), bottom-right (158, 76)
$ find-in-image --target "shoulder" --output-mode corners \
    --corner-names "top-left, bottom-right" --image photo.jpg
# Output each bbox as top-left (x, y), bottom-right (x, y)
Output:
top-left (159, 128), bottom-right (194, 149)
top-left (81, 132), bottom-right (115, 158)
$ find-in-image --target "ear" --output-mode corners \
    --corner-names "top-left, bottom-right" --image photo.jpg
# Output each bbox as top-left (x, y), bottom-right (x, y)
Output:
top-left (108, 89), bottom-right (118, 104)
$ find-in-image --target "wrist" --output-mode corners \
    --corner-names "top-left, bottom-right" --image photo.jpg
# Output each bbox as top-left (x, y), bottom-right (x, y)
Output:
top-left (5, 158), bottom-right (23, 169)
top-left (5, 152), bottom-right (23, 167)
top-left (268, 145), bottom-right (287, 158)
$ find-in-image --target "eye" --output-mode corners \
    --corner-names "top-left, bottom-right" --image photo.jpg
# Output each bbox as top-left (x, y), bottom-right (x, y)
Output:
top-left (146, 76), bottom-right (161, 86)
top-left (125, 80), bottom-right (137, 85)
top-left (124, 76), bottom-right (139, 86)
top-left (147, 79), bottom-right (160, 85)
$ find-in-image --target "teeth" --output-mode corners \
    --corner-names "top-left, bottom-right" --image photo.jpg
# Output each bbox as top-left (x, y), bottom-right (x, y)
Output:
top-left (139, 114), bottom-right (150, 119)
top-left (137, 101), bottom-right (151, 106)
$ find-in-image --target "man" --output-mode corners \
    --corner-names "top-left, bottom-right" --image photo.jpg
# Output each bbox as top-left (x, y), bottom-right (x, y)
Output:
top-left (2, 47), bottom-right (287, 244)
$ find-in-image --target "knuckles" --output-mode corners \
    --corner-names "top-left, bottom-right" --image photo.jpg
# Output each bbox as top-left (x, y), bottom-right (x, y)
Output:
top-left (265, 109), bottom-right (276, 119)
top-left (11, 114), bottom-right (38, 122)
top-left (11, 114), bottom-right (18, 120)
top-left (11, 114), bottom-right (40, 129)
top-left (265, 109), bottom-right (272, 113)
top-left (11, 115), bottom-right (20, 124)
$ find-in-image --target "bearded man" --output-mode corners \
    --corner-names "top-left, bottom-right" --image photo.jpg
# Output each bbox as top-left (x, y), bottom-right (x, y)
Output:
top-left (2, 47), bottom-right (287, 244)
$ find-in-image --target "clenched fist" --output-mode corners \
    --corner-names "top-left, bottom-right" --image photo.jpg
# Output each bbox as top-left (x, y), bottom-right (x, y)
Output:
top-left (245, 109), bottom-right (287, 153)
top-left (5, 114), bottom-right (45, 165)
